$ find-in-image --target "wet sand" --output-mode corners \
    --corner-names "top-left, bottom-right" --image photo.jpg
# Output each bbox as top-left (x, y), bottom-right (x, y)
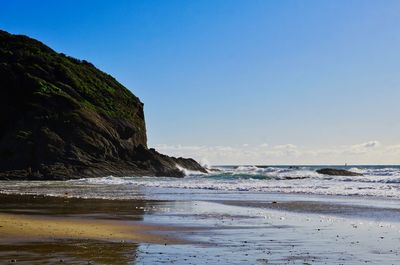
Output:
top-left (0, 195), bottom-right (191, 264)
top-left (1, 194), bottom-right (400, 264)
top-left (0, 213), bottom-right (184, 244)
top-left (214, 199), bottom-right (400, 221)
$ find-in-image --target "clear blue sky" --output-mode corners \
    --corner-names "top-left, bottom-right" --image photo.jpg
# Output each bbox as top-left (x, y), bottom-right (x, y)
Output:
top-left (1, 0), bottom-right (400, 164)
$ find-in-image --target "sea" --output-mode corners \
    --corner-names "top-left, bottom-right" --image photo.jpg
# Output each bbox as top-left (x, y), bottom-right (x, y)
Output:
top-left (1, 165), bottom-right (400, 200)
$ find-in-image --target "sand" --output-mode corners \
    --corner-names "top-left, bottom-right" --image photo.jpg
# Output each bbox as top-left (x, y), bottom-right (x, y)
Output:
top-left (0, 212), bottom-right (183, 244)
top-left (0, 195), bottom-right (194, 264)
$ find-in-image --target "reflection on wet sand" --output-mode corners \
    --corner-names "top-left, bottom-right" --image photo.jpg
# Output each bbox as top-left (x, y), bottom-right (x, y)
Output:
top-left (2, 193), bottom-right (400, 264)
top-left (0, 194), bottom-right (148, 220)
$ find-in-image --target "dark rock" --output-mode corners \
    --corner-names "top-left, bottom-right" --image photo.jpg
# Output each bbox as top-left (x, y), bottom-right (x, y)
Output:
top-left (316, 168), bottom-right (363, 176)
top-left (0, 29), bottom-right (206, 180)
top-left (283, 176), bottom-right (308, 180)
top-left (207, 168), bottom-right (221, 172)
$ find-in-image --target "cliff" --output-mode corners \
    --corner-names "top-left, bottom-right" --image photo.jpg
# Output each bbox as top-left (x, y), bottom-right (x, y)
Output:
top-left (0, 30), bottom-right (206, 180)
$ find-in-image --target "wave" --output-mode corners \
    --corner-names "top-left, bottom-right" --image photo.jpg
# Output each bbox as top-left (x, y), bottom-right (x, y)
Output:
top-left (66, 173), bottom-right (400, 199)
top-left (1, 165), bottom-right (400, 200)
top-left (79, 166), bottom-right (400, 184)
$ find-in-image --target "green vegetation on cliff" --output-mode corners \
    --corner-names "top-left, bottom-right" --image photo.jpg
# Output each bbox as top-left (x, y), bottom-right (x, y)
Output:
top-left (0, 30), bottom-right (144, 120)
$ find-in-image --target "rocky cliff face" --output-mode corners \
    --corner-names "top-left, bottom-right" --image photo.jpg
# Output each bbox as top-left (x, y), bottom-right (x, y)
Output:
top-left (0, 30), bottom-right (206, 180)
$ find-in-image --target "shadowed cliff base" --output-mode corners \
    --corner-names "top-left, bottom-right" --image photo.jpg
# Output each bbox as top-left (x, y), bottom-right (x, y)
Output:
top-left (0, 30), bottom-right (206, 180)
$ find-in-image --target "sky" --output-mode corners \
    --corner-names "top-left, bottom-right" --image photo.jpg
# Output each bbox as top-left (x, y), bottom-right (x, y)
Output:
top-left (1, 0), bottom-right (400, 165)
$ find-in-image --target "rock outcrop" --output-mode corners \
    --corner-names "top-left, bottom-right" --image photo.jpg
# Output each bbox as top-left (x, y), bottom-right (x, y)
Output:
top-left (316, 168), bottom-right (363, 176)
top-left (0, 30), bottom-right (206, 180)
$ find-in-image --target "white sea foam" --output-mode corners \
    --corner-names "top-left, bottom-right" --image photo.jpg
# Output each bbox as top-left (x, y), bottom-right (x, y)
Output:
top-left (1, 166), bottom-right (400, 199)
top-left (175, 164), bottom-right (208, 176)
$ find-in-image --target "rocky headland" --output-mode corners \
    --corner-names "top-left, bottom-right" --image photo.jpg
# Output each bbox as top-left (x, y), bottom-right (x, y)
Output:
top-left (0, 30), bottom-right (206, 180)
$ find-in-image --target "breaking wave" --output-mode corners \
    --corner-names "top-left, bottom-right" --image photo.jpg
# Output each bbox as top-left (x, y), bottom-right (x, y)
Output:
top-left (1, 165), bottom-right (400, 199)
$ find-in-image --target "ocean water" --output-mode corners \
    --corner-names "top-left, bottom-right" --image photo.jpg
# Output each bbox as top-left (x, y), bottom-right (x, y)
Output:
top-left (1, 165), bottom-right (400, 200)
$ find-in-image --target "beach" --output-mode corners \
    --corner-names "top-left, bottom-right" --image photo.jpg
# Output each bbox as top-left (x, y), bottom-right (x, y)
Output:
top-left (2, 1), bottom-right (399, 263)
top-left (1, 166), bottom-right (400, 264)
